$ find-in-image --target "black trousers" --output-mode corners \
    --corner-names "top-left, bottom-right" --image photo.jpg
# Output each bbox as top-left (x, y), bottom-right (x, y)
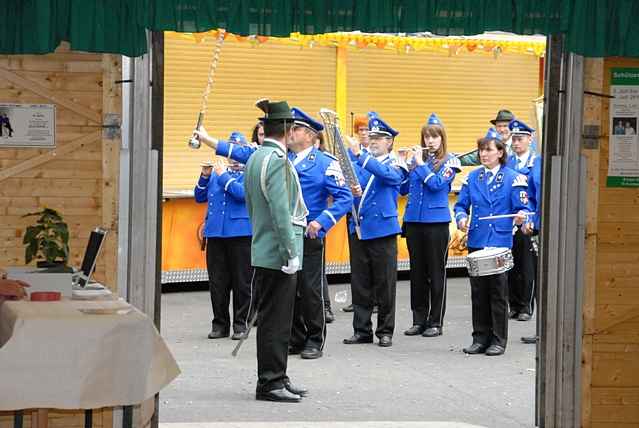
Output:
top-left (291, 237), bottom-right (326, 350)
top-left (322, 248), bottom-right (331, 310)
top-left (254, 267), bottom-right (297, 392)
top-left (350, 234), bottom-right (397, 338)
top-left (405, 222), bottom-right (450, 328)
top-left (206, 236), bottom-right (253, 334)
top-left (347, 230), bottom-right (377, 305)
top-left (508, 229), bottom-right (536, 315)
top-left (468, 247), bottom-right (509, 348)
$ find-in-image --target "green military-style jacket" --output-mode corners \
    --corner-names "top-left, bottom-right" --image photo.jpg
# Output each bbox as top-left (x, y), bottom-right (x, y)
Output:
top-left (243, 138), bottom-right (308, 271)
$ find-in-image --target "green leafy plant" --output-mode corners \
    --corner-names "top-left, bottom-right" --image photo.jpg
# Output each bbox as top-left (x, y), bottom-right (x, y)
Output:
top-left (22, 208), bottom-right (70, 266)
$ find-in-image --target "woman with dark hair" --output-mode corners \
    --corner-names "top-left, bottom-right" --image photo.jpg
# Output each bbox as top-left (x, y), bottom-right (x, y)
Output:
top-left (251, 122), bottom-right (265, 145)
top-left (454, 128), bottom-right (531, 356)
top-left (401, 113), bottom-right (461, 338)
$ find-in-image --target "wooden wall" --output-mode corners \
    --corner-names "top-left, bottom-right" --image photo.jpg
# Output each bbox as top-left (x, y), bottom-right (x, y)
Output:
top-left (0, 43), bottom-right (120, 427)
top-left (582, 57), bottom-right (639, 427)
top-left (0, 43), bottom-right (120, 287)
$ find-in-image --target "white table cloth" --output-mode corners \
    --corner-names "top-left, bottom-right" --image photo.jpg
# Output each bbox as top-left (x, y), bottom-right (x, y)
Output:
top-left (0, 300), bottom-right (180, 410)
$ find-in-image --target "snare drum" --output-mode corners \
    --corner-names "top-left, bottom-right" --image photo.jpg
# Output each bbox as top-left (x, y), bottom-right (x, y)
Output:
top-left (466, 247), bottom-right (514, 277)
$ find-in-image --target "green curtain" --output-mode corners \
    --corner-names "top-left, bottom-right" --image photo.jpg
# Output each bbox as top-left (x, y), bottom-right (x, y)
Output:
top-left (2, 0), bottom-right (639, 58)
top-left (0, 0), bottom-right (147, 57)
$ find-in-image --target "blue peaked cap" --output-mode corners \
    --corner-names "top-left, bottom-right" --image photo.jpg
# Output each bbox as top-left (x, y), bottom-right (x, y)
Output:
top-left (427, 113), bottom-right (443, 126)
top-left (367, 111), bottom-right (398, 137)
top-left (291, 107), bottom-right (324, 132)
top-left (508, 119), bottom-right (534, 135)
top-left (228, 131), bottom-right (248, 145)
top-left (484, 127), bottom-right (502, 142)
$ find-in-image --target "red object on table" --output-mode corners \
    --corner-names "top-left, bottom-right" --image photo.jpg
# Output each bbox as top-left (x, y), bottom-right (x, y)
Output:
top-left (30, 292), bottom-right (61, 302)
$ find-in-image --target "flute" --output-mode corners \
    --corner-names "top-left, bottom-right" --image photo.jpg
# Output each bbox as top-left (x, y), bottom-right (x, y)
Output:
top-left (478, 212), bottom-right (536, 220)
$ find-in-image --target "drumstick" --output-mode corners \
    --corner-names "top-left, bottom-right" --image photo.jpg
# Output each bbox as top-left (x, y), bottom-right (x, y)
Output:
top-left (478, 212), bottom-right (536, 220)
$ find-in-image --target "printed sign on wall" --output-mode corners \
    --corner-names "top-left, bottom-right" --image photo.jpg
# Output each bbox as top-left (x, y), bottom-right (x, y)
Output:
top-left (608, 68), bottom-right (639, 187)
top-left (0, 103), bottom-right (55, 148)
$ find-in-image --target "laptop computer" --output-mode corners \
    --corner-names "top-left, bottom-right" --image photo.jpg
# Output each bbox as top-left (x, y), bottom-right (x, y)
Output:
top-left (74, 227), bottom-right (108, 288)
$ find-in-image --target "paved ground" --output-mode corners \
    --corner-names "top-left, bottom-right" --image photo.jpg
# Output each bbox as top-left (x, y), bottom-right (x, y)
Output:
top-left (159, 278), bottom-right (536, 428)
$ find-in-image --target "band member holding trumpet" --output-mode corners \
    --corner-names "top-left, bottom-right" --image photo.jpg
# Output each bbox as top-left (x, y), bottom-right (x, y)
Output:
top-left (454, 128), bottom-right (531, 356)
top-left (194, 131), bottom-right (253, 340)
top-left (287, 107), bottom-right (352, 359)
top-left (400, 113), bottom-right (461, 338)
top-left (343, 112), bottom-right (407, 348)
top-left (343, 114), bottom-right (372, 314)
top-left (506, 119), bottom-right (540, 322)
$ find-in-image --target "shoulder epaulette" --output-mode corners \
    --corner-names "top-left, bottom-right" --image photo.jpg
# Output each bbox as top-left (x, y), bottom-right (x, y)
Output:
top-left (513, 174), bottom-right (528, 187)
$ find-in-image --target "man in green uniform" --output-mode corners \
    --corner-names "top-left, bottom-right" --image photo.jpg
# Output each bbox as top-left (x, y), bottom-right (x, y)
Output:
top-left (243, 99), bottom-right (309, 403)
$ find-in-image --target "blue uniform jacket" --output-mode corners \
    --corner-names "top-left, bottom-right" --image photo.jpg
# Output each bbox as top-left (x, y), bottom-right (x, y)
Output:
top-left (401, 153), bottom-right (461, 223)
top-left (507, 152), bottom-right (541, 228)
top-left (454, 166), bottom-right (531, 249)
top-left (194, 169), bottom-right (252, 238)
top-left (216, 140), bottom-right (256, 164)
top-left (530, 157), bottom-right (542, 230)
top-left (348, 151), bottom-right (407, 240)
top-left (292, 148), bottom-right (353, 237)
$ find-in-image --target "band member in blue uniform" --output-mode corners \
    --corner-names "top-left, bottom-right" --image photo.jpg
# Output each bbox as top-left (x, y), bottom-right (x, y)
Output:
top-left (506, 119), bottom-right (540, 322)
top-left (194, 132), bottom-right (253, 340)
top-left (287, 107), bottom-right (353, 359)
top-left (343, 115), bottom-right (373, 313)
top-left (454, 128), bottom-right (530, 356)
top-left (400, 113), bottom-right (461, 338)
top-left (343, 112), bottom-right (407, 348)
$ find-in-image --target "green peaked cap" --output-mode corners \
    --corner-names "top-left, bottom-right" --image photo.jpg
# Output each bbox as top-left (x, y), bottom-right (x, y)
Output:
top-left (256, 99), bottom-right (294, 121)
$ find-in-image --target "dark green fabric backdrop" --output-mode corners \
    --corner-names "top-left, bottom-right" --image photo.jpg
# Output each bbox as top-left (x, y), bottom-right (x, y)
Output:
top-left (1, 1), bottom-right (638, 57)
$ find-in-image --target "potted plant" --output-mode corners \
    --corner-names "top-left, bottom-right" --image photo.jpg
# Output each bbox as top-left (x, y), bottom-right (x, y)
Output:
top-left (22, 208), bottom-right (71, 271)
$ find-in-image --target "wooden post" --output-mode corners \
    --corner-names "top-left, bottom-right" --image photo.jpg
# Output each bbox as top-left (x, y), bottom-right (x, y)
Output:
top-left (101, 54), bottom-right (122, 291)
top-left (581, 57), bottom-right (604, 428)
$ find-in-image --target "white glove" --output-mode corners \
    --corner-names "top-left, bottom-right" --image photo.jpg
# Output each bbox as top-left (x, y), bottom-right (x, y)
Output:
top-left (281, 256), bottom-right (300, 274)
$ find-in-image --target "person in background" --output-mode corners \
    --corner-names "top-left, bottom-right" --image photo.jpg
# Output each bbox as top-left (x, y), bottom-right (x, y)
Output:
top-left (194, 132), bottom-right (253, 340)
top-left (400, 113), bottom-right (461, 338)
top-left (506, 119), bottom-right (540, 322)
top-left (287, 107), bottom-right (352, 359)
top-left (343, 112), bottom-right (407, 348)
top-left (457, 109), bottom-right (515, 167)
top-left (454, 128), bottom-right (530, 356)
top-left (314, 131), bottom-right (335, 324)
top-left (343, 114), bottom-right (377, 314)
top-left (251, 122), bottom-right (265, 145)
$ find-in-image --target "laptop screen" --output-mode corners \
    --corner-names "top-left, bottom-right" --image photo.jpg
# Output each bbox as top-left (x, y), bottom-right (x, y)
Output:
top-left (77, 227), bottom-right (108, 287)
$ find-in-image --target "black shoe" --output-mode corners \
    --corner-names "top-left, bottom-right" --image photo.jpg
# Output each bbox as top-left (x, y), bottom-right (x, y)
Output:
top-left (325, 308), bottom-right (335, 324)
top-left (283, 379), bottom-right (308, 397)
top-left (509, 309), bottom-right (519, 319)
top-left (231, 331), bottom-right (245, 340)
top-left (517, 313), bottom-right (532, 321)
top-left (343, 334), bottom-right (374, 344)
top-left (422, 327), bottom-right (443, 337)
top-left (255, 388), bottom-right (301, 403)
top-left (373, 305), bottom-right (379, 314)
top-left (300, 347), bottom-right (322, 359)
top-left (463, 343), bottom-right (488, 354)
top-left (404, 325), bottom-right (425, 336)
top-left (342, 304), bottom-right (354, 313)
top-left (521, 336), bottom-right (538, 344)
top-left (288, 346), bottom-right (303, 355)
top-left (378, 335), bottom-right (392, 347)
top-left (207, 329), bottom-right (229, 339)
top-left (485, 344), bottom-right (506, 356)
